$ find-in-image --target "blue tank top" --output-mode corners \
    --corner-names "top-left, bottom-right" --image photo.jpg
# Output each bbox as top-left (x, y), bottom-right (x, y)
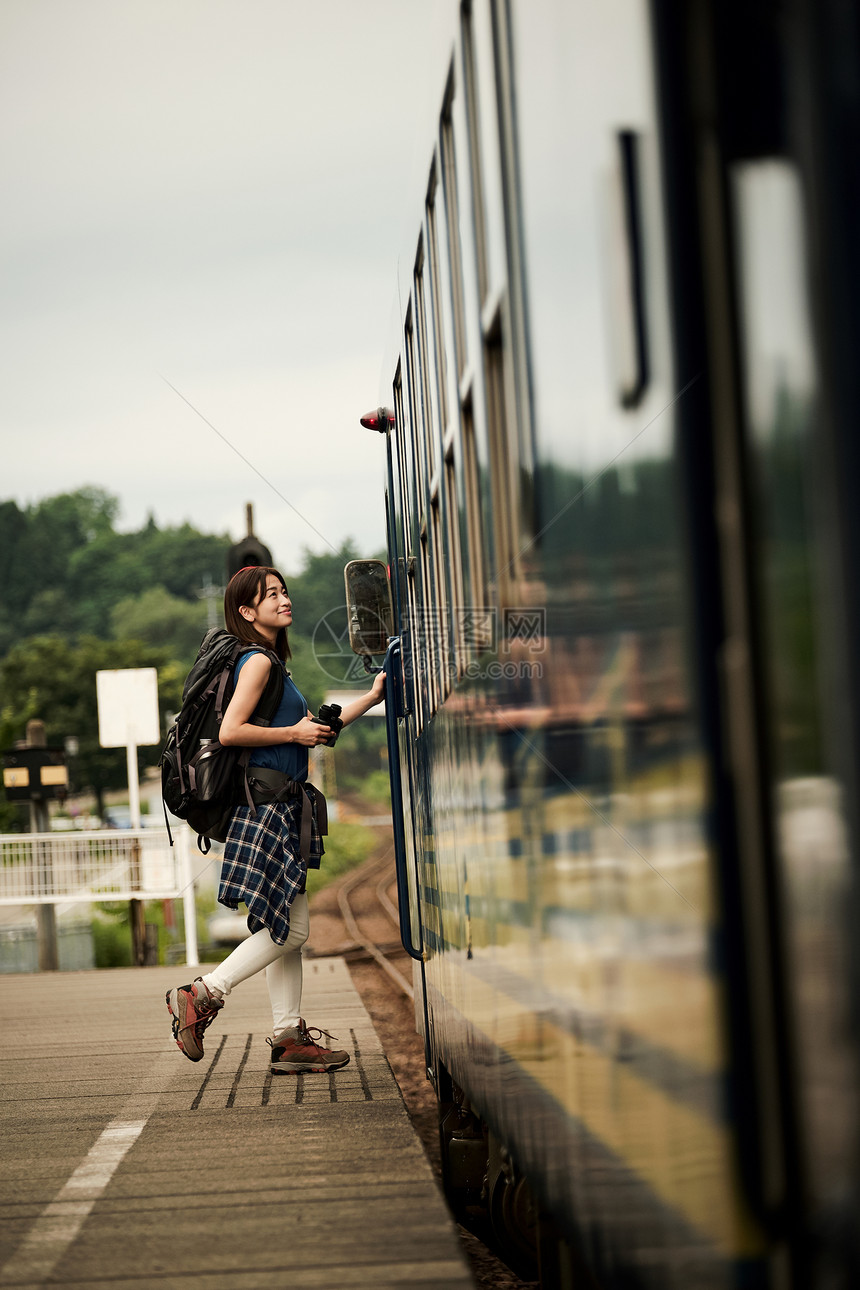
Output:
top-left (234, 651), bottom-right (309, 782)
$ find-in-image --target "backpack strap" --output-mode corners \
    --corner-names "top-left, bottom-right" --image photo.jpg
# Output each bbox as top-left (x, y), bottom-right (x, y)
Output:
top-left (237, 646), bottom-right (285, 728)
top-left (227, 648), bottom-right (283, 814)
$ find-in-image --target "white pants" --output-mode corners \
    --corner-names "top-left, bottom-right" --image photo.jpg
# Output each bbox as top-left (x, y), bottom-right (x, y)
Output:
top-left (202, 892), bottom-right (309, 1033)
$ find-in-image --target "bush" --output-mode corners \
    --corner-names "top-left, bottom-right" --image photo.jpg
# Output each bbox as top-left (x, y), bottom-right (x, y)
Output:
top-left (356, 770), bottom-right (391, 806)
top-left (91, 916), bottom-right (132, 968)
top-left (305, 820), bottom-right (375, 896)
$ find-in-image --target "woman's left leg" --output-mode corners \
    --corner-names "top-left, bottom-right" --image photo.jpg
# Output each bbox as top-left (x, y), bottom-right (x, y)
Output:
top-left (264, 892), bottom-right (309, 1031)
top-left (263, 895), bottom-right (350, 1072)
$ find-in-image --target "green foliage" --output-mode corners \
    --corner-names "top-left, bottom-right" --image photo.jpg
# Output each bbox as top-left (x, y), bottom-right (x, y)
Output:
top-left (110, 586), bottom-right (209, 667)
top-left (0, 697), bottom-right (38, 831)
top-left (0, 489), bottom-right (117, 653)
top-left (284, 540), bottom-right (378, 712)
top-left (0, 488), bottom-right (228, 651)
top-left (91, 914), bottom-right (133, 968)
top-left (0, 636), bottom-right (183, 805)
top-left (283, 634), bottom-right (328, 716)
top-left (304, 819), bottom-right (376, 896)
top-left (91, 899), bottom-right (185, 967)
top-left (335, 720), bottom-right (388, 794)
top-left (68, 523), bottom-right (228, 635)
top-left (0, 795), bottom-right (27, 833)
top-left (352, 768), bottom-right (392, 806)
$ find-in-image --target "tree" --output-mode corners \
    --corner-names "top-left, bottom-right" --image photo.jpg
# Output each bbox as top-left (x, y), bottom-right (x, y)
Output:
top-left (0, 635), bottom-right (184, 815)
top-left (67, 524), bottom-right (229, 634)
top-left (0, 489), bottom-right (230, 657)
top-left (110, 586), bottom-right (209, 667)
top-left (281, 540), bottom-right (384, 710)
top-left (0, 499), bottom-right (32, 648)
top-left (0, 488), bottom-right (117, 653)
top-left (0, 698), bottom-right (37, 832)
top-left (26, 488), bottom-right (119, 597)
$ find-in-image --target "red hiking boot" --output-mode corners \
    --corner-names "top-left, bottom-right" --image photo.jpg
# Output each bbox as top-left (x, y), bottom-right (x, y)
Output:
top-left (166, 978), bottom-right (223, 1062)
top-left (267, 1020), bottom-right (350, 1073)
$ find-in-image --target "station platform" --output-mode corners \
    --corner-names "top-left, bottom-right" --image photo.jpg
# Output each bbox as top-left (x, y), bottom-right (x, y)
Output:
top-left (0, 960), bottom-right (474, 1289)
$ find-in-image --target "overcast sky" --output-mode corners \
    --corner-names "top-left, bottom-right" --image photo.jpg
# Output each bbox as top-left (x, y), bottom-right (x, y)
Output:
top-left (1, 0), bottom-right (448, 571)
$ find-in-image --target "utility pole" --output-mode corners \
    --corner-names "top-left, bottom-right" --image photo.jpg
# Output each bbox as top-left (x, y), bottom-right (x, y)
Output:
top-left (27, 720), bottom-right (58, 972)
top-left (197, 574), bottom-right (224, 631)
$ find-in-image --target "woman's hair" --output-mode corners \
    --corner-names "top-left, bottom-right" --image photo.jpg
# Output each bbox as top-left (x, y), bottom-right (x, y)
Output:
top-left (224, 566), bottom-right (291, 662)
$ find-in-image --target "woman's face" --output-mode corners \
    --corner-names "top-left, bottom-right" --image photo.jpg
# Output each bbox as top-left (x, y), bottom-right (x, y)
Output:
top-left (245, 574), bottom-right (292, 634)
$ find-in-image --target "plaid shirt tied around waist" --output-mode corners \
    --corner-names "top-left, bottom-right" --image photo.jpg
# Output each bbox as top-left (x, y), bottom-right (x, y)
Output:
top-left (217, 783), bottom-right (326, 945)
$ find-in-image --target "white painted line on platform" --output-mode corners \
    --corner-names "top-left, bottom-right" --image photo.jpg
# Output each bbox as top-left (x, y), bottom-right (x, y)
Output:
top-left (0, 1050), bottom-right (179, 1286)
top-left (0, 1120), bottom-right (144, 1285)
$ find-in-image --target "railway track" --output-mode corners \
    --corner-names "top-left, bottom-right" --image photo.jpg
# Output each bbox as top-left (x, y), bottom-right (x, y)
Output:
top-left (305, 833), bottom-right (415, 997)
top-left (336, 843), bottom-right (415, 1000)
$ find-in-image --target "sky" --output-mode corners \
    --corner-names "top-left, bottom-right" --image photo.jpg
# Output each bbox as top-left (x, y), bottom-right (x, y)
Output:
top-left (1, 0), bottom-right (450, 571)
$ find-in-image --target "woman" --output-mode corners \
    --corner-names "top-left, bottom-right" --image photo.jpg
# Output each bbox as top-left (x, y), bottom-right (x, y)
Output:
top-left (166, 565), bottom-right (385, 1074)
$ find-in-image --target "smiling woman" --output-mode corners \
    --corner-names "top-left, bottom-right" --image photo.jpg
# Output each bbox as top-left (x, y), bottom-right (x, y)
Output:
top-left (164, 564), bottom-right (385, 1078)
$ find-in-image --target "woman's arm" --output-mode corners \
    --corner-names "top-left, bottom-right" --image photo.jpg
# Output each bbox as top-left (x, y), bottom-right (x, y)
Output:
top-left (339, 672), bottom-right (386, 727)
top-left (219, 654), bottom-right (333, 748)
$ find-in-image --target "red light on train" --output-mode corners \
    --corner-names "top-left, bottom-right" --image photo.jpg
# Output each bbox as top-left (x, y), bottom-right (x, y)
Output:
top-left (360, 407), bottom-right (396, 433)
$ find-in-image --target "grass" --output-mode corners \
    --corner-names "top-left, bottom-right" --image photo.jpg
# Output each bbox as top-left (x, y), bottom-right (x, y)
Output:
top-left (353, 769), bottom-right (391, 807)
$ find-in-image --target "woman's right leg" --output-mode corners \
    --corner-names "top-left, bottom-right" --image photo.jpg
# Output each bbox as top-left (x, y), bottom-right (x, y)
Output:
top-left (202, 894), bottom-right (309, 998)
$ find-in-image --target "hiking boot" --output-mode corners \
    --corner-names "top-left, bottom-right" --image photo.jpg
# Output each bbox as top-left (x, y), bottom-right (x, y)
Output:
top-left (166, 978), bottom-right (224, 1062)
top-left (267, 1019), bottom-right (350, 1073)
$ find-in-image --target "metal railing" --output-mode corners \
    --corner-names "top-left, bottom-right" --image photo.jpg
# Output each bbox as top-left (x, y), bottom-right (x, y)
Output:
top-left (0, 827), bottom-right (198, 964)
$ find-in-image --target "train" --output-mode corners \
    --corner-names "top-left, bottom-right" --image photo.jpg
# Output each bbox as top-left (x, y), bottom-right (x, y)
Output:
top-left (345, 1), bottom-right (860, 1286)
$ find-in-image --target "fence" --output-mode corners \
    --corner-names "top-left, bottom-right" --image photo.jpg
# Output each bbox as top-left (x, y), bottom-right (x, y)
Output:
top-left (0, 827), bottom-right (198, 965)
top-left (0, 921), bottom-right (95, 974)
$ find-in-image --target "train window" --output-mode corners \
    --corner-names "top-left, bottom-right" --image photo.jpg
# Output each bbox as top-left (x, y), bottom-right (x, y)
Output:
top-left (404, 306), bottom-right (425, 519)
top-left (460, 2), bottom-right (489, 305)
top-left (441, 454), bottom-right (464, 684)
top-left (426, 168), bottom-right (450, 447)
top-left (489, 0), bottom-right (536, 498)
top-left (461, 396), bottom-right (490, 649)
top-left (418, 528), bottom-right (430, 714)
top-left (390, 365), bottom-right (408, 629)
top-left (430, 495), bottom-right (451, 699)
top-left (419, 527), bottom-right (438, 716)
top-left (414, 240), bottom-right (438, 485)
top-left (731, 159), bottom-right (852, 1211)
top-left (410, 554), bottom-right (425, 734)
top-left (440, 71), bottom-right (468, 381)
top-left (483, 309), bottom-right (518, 602)
top-left (444, 446), bottom-right (465, 673)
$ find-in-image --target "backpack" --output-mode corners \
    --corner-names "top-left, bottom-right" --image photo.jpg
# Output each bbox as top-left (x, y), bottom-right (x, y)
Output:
top-left (160, 629), bottom-right (285, 852)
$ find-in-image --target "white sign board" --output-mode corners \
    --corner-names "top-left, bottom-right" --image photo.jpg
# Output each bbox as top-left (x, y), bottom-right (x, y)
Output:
top-left (96, 669), bottom-right (161, 748)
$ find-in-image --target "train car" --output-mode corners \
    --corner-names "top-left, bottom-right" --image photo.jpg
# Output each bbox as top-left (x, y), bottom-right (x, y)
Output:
top-left (346, 1), bottom-right (860, 1286)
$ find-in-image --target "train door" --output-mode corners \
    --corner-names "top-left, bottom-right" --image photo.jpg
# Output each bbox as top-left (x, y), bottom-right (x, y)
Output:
top-left (387, 368), bottom-right (427, 970)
